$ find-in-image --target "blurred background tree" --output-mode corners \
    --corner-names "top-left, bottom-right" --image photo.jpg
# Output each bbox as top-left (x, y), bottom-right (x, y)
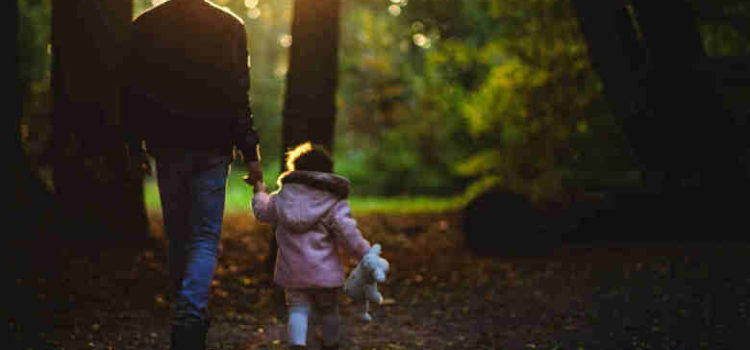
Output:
top-left (18, 0), bottom-right (749, 211)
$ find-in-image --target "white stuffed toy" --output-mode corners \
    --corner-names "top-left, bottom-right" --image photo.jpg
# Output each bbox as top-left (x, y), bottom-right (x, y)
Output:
top-left (344, 244), bottom-right (389, 322)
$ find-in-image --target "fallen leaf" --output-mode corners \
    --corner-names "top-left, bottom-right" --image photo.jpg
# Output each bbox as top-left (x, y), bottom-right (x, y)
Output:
top-left (381, 298), bottom-right (396, 306)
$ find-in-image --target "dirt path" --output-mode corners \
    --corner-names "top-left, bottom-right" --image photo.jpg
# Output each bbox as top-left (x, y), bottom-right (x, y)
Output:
top-left (9, 212), bottom-right (750, 350)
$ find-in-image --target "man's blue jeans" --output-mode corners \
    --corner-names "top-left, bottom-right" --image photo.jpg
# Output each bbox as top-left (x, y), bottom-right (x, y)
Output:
top-left (154, 149), bottom-right (231, 325)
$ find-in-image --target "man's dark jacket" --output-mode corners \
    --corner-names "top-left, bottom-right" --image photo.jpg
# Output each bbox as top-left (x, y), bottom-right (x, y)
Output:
top-left (121, 0), bottom-right (259, 161)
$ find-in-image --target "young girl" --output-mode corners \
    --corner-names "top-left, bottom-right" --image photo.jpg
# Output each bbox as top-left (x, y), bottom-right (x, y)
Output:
top-left (251, 142), bottom-right (373, 350)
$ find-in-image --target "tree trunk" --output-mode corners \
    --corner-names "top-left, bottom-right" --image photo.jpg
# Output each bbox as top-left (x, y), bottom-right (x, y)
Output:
top-left (571, 0), bottom-right (660, 188)
top-left (51, 0), bottom-right (149, 244)
top-left (628, 0), bottom-right (743, 194)
top-left (572, 0), bottom-right (748, 238)
top-left (281, 0), bottom-right (341, 155)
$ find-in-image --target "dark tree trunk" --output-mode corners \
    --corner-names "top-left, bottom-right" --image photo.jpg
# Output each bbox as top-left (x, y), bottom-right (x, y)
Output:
top-left (51, 0), bottom-right (148, 244)
top-left (628, 0), bottom-right (744, 195)
top-left (570, 0), bottom-right (659, 188)
top-left (571, 0), bottom-right (749, 240)
top-left (281, 0), bottom-right (341, 155)
top-left (574, 0), bottom-right (743, 193)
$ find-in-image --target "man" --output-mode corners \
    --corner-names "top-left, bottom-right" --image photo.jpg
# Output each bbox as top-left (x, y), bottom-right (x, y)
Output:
top-left (120, 1), bottom-right (262, 349)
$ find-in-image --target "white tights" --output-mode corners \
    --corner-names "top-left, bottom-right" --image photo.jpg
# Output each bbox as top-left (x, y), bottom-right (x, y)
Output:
top-left (288, 304), bottom-right (340, 347)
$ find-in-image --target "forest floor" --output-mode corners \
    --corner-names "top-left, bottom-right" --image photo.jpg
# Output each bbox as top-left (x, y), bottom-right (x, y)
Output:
top-left (8, 211), bottom-right (750, 350)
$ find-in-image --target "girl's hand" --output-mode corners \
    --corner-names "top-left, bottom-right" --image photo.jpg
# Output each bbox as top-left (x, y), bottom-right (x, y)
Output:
top-left (253, 181), bottom-right (267, 194)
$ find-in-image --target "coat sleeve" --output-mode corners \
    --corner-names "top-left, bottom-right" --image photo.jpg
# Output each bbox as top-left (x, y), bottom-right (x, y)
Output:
top-left (231, 21), bottom-right (260, 162)
top-left (252, 191), bottom-right (277, 224)
top-left (327, 200), bottom-right (371, 259)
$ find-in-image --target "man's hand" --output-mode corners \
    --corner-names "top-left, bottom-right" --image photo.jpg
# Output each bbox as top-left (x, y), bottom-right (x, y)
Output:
top-left (245, 161), bottom-right (263, 185)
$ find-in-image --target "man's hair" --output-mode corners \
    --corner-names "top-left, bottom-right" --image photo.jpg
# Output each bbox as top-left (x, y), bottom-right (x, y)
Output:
top-left (285, 141), bottom-right (334, 173)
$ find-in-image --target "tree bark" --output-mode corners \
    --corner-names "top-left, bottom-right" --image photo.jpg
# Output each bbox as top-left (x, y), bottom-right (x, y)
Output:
top-left (571, 0), bottom-right (659, 187)
top-left (281, 0), bottom-right (341, 156)
top-left (628, 0), bottom-right (743, 194)
top-left (51, 0), bottom-right (149, 243)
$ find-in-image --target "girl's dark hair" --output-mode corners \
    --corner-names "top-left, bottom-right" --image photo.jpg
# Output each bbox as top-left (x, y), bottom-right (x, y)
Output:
top-left (285, 142), bottom-right (333, 173)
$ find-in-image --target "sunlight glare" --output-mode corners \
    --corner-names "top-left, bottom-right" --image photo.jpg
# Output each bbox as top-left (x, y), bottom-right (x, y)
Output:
top-left (388, 5), bottom-right (402, 16)
top-left (274, 65), bottom-right (288, 77)
top-left (244, 0), bottom-right (259, 8)
top-left (279, 34), bottom-right (293, 48)
top-left (412, 33), bottom-right (431, 48)
top-left (151, 0), bottom-right (167, 6)
top-left (247, 7), bottom-right (261, 19)
top-left (285, 142), bottom-right (312, 172)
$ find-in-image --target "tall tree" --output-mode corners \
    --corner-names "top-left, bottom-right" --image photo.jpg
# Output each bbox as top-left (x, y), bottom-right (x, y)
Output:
top-left (628, 0), bottom-right (744, 194)
top-left (571, 0), bottom-right (750, 240)
top-left (570, 0), bottom-right (655, 186)
top-left (281, 0), bottom-right (341, 155)
top-left (51, 0), bottom-right (149, 242)
top-left (573, 0), bottom-right (746, 196)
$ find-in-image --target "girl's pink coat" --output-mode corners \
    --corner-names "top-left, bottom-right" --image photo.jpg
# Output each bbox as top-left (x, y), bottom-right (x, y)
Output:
top-left (252, 173), bottom-right (371, 289)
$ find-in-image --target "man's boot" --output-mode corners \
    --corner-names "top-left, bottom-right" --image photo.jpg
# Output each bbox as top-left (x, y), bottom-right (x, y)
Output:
top-left (170, 318), bottom-right (209, 350)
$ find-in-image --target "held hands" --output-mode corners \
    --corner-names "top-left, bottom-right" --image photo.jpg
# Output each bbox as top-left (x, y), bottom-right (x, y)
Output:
top-left (242, 161), bottom-right (265, 194)
top-left (243, 161), bottom-right (263, 184)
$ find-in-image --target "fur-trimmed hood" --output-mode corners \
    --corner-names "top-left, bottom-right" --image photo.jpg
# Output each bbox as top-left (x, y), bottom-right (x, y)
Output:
top-left (273, 171), bottom-right (351, 232)
top-left (279, 170), bottom-right (350, 199)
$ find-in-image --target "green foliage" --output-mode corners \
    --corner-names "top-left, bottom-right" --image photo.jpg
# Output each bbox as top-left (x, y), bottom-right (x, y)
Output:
top-left (18, 0), bottom-right (51, 86)
top-left (337, 0), bottom-right (476, 197)
top-left (698, 21), bottom-right (750, 57)
top-left (338, 0), bottom-right (639, 202)
top-left (688, 0), bottom-right (750, 56)
top-left (456, 0), bottom-right (596, 202)
top-left (22, 0), bottom-right (663, 203)
top-left (143, 171), bottom-right (462, 214)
